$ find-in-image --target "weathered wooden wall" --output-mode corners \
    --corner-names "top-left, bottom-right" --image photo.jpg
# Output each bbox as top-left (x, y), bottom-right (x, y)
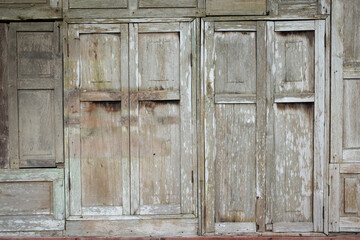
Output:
top-left (0, 0), bottom-right (359, 237)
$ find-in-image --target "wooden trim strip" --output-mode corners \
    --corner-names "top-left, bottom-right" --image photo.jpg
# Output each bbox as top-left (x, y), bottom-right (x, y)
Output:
top-left (272, 222), bottom-right (314, 233)
top-left (214, 22), bottom-right (257, 32)
top-left (215, 222), bottom-right (257, 233)
top-left (274, 93), bottom-right (315, 103)
top-left (138, 22), bottom-right (180, 33)
top-left (80, 91), bottom-right (122, 102)
top-left (214, 94), bottom-right (256, 104)
top-left (275, 21), bottom-right (315, 31)
top-left (343, 149), bottom-right (360, 163)
top-left (138, 90), bottom-right (180, 101)
top-left (339, 163), bottom-right (360, 174)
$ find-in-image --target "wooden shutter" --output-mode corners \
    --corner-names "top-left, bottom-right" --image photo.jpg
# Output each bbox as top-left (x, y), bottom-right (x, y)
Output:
top-left (66, 24), bottom-right (130, 217)
top-left (203, 21), bottom-right (267, 233)
top-left (8, 22), bottom-right (63, 168)
top-left (329, 0), bottom-right (360, 232)
top-left (129, 22), bottom-right (196, 216)
top-left (265, 20), bottom-right (325, 233)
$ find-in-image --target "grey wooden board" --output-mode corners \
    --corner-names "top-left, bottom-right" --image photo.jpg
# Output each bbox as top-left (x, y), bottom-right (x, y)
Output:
top-left (0, 23), bottom-right (8, 169)
top-left (206, 0), bottom-right (266, 16)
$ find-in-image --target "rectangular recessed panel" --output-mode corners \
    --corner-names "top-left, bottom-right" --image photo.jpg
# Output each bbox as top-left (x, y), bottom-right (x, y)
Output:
top-left (344, 178), bottom-right (358, 214)
top-left (139, 33), bottom-right (180, 91)
top-left (18, 90), bottom-right (55, 166)
top-left (343, 80), bottom-right (360, 149)
top-left (0, 182), bottom-right (52, 215)
top-left (214, 31), bottom-right (256, 94)
top-left (139, 0), bottom-right (197, 8)
top-left (69, 0), bottom-right (128, 9)
top-left (139, 101), bottom-right (180, 207)
top-left (215, 104), bottom-right (256, 223)
top-left (206, 0), bottom-right (266, 15)
top-left (344, 0), bottom-right (360, 64)
top-left (80, 33), bottom-right (121, 90)
top-left (273, 103), bottom-right (314, 222)
top-left (81, 102), bottom-right (123, 207)
top-left (275, 31), bottom-right (314, 94)
top-left (17, 32), bottom-right (54, 79)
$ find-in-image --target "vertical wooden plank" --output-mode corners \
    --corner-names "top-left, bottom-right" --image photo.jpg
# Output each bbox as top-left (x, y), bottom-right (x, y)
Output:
top-left (329, 164), bottom-right (340, 232)
top-left (314, 19), bottom-right (326, 232)
top-left (8, 23), bottom-right (19, 169)
top-left (129, 23), bottom-right (140, 215)
top-left (319, 0), bottom-right (330, 14)
top-left (330, 0), bottom-right (344, 163)
top-left (268, 0), bottom-right (279, 15)
top-left (265, 21), bottom-right (275, 227)
top-left (180, 21), bottom-right (194, 214)
top-left (323, 14), bottom-right (331, 235)
top-left (0, 24), bottom-right (8, 169)
top-left (54, 22), bottom-right (63, 165)
top-left (204, 21), bottom-right (215, 233)
top-left (255, 21), bottom-right (267, 232)
top-left (67, 25), bottom-right (82, 216)
top-left (120, 23), bottom-right (130, 216)
top-left (200, 18), bottom-right (206, 235)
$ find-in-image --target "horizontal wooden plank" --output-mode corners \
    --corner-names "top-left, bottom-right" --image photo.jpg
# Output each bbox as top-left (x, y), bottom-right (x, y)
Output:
top-left (274, 93), bottom-right (315, 103)
top-left (0, 216), bottom-right (64, 231)
top-left (214, 22), bottom-right (257, 32)
top-left (343, 66), bottom-right (360, 79)
top-left (340, 217), bottom-right (360, 232)
top-left (67, 213), bottom-right (196, 221)
top-left (206, 0), bottom-right (266, 16)
top-left (19, 159), bottom-right (56, 168)
top-left (0, 0), bottom-right (46, 3)
top-left (278, 3), bottom-right (318, 16)
top-left (80, 91), bottom-right (121, 102)
top-left (138, 204), bottom-right (181, 215)
top-left (82, 206), bottom-right (123, 216)
top-left (215, 94), bottom-right (256, 104)
top-left (69, 0), bottom-right (127, 9)
top-left (138, 90), bottom-right (180, 101)
top-left (343, 149), bottom-right (360, 163)
top-left (0, 169), bottom-right (63, 181)
top-left (272, 222), bottom-right (314, 232)
top-left (138, 23), bottom-right (180, 33)
top-left (138, 0), bottom-right (197, 8)
top-left (215, 222), bottom-right (256, 233)
top-left (17, 80), bottom-right (54, 90)
top-left (65, 218), bottom-right (198, 236)
top-left (340, 163), bottom-right (360, 174)
top-left (275, 21), bottom-right (315, 32)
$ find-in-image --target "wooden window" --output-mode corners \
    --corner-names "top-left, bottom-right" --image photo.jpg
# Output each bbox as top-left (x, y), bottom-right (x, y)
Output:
top-left (8, 22), bottom-right (63, 168)
top-left (203, 20), bottom-right (326, 234)
top-left (66, 21), bottom-right (196, 223)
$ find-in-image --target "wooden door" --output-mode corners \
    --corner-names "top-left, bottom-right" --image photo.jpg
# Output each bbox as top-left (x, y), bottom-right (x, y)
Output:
top-left (330, 0), bottom-right (360, 232)
top-left (129, 22), bottom-right (196, 216)
top-left (265, 20), bottom-right (326, 233)
top-left (203, 21), bottom-right (267, 234)
top-left (8, 22), bottom-right (63, 168)
top-left (66, 24), bottom-right (130, 217)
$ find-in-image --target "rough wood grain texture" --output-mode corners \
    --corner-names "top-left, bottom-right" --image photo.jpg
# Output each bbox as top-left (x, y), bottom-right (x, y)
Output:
top-left (80, 102), bottom-right (123, 208)
top-left (329, 164), bottom-right (340, 232)
top-left (0, 0), bottom-right (61, 20)
top-left (274, 30), bottom-right (315, 95)
top-left (255, 21), bottom-right (267, 232)
top-left (343, 80), bottom-right (360, 151)
top-left (0, 181), bottom-right (52, 215)
top-left (278, 2), bottom-right (318, 16)
top-left (0, 24), bottom-right (8, 169)
top-left (343, 0), bottom-right (360, 65)
top-left (330, 0), bottom-right (344, 164)
top-left (138, 101), bottom-right (181, 211)
top-left (214, 31), bottom-right (256, 94)
top-left (272, 104), bottom-right (314, 223)
top-left (67, 24), bottom-right (129, 217)
top-left (69, 0), bottom-right (127, 9)
top-left (343, 178), bottom-right (358, 214)
top-left (65, 218), bottom-right (198, 236)
top-left (206, 0), bottom-right (266, 16)
top-left (0, 169), bottom-right (64, 231)
top-left (215, 104), bottom-right (256, 223)
top-left (138, 0), bottom-right (197, 8)
top-left (8, 22), bottom-right (62, 168)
